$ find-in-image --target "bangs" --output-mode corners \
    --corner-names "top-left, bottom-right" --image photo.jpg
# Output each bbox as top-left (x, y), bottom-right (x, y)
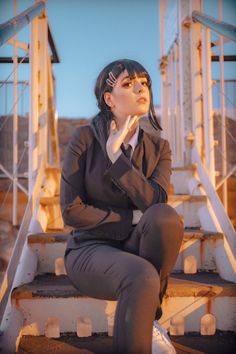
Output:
top-left (111, 59), bottom-right (152, 86)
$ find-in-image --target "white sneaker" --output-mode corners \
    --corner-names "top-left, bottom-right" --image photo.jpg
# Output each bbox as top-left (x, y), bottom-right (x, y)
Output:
top-left (152, 321), bottom-right (176, 354)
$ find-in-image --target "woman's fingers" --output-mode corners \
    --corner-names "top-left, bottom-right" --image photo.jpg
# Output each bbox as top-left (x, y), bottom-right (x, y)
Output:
top-left (110, 120), bottom-right (117, 133)
top-left (127, 115), bottom-right (139, 131)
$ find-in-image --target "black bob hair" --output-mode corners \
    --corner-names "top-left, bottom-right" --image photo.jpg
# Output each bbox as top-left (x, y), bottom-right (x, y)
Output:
top-left (94, 59), bottom-right (162, 131)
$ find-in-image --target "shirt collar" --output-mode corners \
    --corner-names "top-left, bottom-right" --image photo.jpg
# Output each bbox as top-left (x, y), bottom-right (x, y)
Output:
top-left (123, 126), bottom-right (139, 152)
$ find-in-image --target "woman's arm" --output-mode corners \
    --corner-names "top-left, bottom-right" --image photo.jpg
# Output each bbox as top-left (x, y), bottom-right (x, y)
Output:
top-left (60, 126), bottom-right (133, 237)
top-left (106, 138), bottom-right (171, 213)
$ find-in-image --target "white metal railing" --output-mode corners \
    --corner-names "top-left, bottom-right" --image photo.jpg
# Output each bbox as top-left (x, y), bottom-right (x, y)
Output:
top-left (159, 0), bottom-right (236, 282)
top-left (159, 0), bottom-right (236, 195)
top-left (0, 0), bottom-right (60, 327)
top-left (0, 79), bottom-right (29, 225)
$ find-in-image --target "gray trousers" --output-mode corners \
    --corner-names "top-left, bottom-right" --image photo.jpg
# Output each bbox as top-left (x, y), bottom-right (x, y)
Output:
top-left (64, 204), bottom-right (183, 354)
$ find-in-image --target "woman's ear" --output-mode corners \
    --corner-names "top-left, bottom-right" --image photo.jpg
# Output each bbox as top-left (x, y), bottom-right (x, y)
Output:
top-left (104, 92), bottom-right (114, 108)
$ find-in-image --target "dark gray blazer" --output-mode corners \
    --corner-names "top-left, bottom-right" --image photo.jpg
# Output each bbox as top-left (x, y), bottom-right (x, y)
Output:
top-left (60, 115), bottom-right (172, 248)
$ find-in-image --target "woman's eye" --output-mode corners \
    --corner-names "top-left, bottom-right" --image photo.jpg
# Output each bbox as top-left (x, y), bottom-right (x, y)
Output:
top-left (123, 82), bottom-right (132, 88)
top-left (141, 81), bottom-right (148, 86)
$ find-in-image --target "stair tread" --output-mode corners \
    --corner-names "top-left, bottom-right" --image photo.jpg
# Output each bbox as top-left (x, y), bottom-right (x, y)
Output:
top-left (27, 228), bottom-right (223, 244)
top-left (17, 331), bottom-right (236, 354)
top-left (172, 165), bottom-right (197, 171)
top-left (168, 194), bottom-right (207, 202)
top-left (18, 331), bottom-right (236, 354)
top-left (11, 272), bottom-right (236, 301)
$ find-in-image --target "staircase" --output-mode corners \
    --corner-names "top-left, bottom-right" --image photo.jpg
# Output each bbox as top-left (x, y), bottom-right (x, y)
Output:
top-left (218, 176), bottom-right (236, 230)
top-left (2, 165), bottom-right (235, 354)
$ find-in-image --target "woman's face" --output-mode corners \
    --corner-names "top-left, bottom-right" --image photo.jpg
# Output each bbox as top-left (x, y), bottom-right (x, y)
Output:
top-left (104, 70), bottom-right (150, 128)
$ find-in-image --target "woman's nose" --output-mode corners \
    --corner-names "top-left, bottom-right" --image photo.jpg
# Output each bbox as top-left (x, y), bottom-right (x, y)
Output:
top-left (134, 82), bottom-right (144, 93)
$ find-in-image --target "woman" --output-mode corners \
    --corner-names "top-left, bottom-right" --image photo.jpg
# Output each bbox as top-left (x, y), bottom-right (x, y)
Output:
top-left (60, 59), bottom-right (183, 354)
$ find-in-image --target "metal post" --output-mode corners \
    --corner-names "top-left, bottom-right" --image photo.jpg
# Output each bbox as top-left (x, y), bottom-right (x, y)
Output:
top-left (202, 25), bottom-right (216, 186)
top-left (174, 41), bottom-right (183, 164)
top-left (159, 0), bottom-right (168, 140)
top-left (37, 4), bottom-right (48, 164)
top-left (178, 0), bottom-right (193, 166)
top-left (169, 48), bottom-right (176, 161)
top-left (189, 0), bottom-right (204, 160)
top-left (219, 0), bottom-right (227, 210)
top-left (13, 0), bottom-right (18, 226)
top-left (29, 16), bottom-right (39, 199)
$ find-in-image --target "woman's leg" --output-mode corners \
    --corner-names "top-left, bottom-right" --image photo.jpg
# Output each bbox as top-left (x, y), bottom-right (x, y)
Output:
top-left (123, 203), bottom-right (184, 318)
top-left (65, 242), bottom-right (160, 354)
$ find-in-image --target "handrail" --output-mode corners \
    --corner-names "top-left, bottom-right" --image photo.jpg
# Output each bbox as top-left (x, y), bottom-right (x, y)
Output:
top-left (192, 10), bottom-right (236, 42)
top-left (0, 1), bottom-right (45, 47)
top-left (0, 154), bottom-right (45, 324)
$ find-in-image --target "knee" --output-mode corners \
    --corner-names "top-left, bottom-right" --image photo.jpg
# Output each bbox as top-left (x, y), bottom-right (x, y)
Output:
top-left (143, 204), bottom-right (183, 238)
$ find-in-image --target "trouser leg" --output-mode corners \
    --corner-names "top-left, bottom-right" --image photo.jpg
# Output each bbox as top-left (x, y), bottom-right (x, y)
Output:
top-left (65, 243), bottom-right (160, 354)
top-left (124, 203), bottom-right (184, 318)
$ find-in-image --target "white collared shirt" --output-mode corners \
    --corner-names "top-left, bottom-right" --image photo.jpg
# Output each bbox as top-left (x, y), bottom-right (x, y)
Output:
top-left (123, 126), bottom-right (139, 157)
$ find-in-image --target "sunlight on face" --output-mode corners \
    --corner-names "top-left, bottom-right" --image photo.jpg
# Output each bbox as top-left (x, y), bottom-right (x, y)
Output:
top-left (105, 70), bottom-right (150, 127)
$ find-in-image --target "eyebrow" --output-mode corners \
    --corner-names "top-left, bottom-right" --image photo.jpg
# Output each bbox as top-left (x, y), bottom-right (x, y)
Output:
top-left (121, 75), bottom-right (147, 82)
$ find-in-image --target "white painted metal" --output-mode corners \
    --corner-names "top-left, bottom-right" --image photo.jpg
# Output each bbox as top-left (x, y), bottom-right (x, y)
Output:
top-left (0, 163), bottom-right (28, 195)
top-left (13, 0), bottom-right (18, 226)
top-left (29, 16), bottom-right (39, 199)
top-left (37, 9), bottom-right (48, 164)
top-left (192, 146), bottom-right (236, 282)
top-left (12, 290), bottom-right (236, 336)
top-left (29, 233), bottom-right (220, 274)
top-left (159, 0), bottom-right (168, 139)
top-left (201, 26), bottom-right (215, 186)
top-left (173, 42), bottom-right (183, 164)
top-left (174, 237), bottom-right (222, 272)
top-left (189, 0), bottom-right (203, 160)
top-left (219, 0), bottom-right (228, 211)
top-left (17, 298), bottom-right (117, 336)
top-left (163, 0), bottom-right (178, 55)
top-left (7, 38), bottom-right (28, 51)
top-left (177, 0), bottom-right (192, 166)
top-left (161, 296), bottom-right (236, 332)
top-left (169, 195), bottom-right (206, 228)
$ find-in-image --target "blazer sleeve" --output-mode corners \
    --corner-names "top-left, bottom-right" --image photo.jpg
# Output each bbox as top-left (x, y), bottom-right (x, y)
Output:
top-left (106, 138), bottom-right (171, 212)
top-left (60, 126), bottom-right (133, 236)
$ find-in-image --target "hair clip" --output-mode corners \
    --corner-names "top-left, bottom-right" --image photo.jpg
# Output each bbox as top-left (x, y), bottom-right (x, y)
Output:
top-left (106, 71), bottom-right (117, 87)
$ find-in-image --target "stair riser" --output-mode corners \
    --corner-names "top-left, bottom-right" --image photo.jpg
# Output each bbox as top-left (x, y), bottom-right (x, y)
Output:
top-left (16, 298), bottom-right (116, 336)
top-left (31, 243), bottom-right (66, 274)
top-left (161, 296), bottom-right (236, 332)
top-left (169, 200), bottom-right (205, 228)
top-left (31, 238), bottom-right (221, 274)
top-left (171, 170), bottom-right (194, 194)
top-left (174, 238), bottom-right (222, 272)
top-left (15, 295), bottom-right (236, 335)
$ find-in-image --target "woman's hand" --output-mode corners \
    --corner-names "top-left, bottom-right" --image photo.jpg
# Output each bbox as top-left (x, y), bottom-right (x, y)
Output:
top-left (106, 115), bottom-right (139, 163)
top-left (132, 210), bottom-right (143, 225)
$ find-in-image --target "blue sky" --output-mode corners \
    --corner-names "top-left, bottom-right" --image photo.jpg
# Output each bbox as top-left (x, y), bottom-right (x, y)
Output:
top-left (0, 0), bottom-right (236, 118)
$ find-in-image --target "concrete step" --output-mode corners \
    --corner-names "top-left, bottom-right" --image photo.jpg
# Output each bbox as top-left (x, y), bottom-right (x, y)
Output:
top-left (171, 165), bottom-right (197, 194)
top-left (11, 272), bottom-right (236, 336)
top-left (17, 331), bottom-right (236, 354)
top-left (28, 228), bottom-right (223, 275)
top-left (174, 229), bottom-right (223, 273)
top-left (39, 194), bottom-right (207, 229)
top-left (168, 195), bottom-right (207, 228)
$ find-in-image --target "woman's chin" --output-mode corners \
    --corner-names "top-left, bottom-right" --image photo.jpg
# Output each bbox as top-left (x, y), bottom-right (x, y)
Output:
top-left (134, 109), bottom-right (149, 117)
